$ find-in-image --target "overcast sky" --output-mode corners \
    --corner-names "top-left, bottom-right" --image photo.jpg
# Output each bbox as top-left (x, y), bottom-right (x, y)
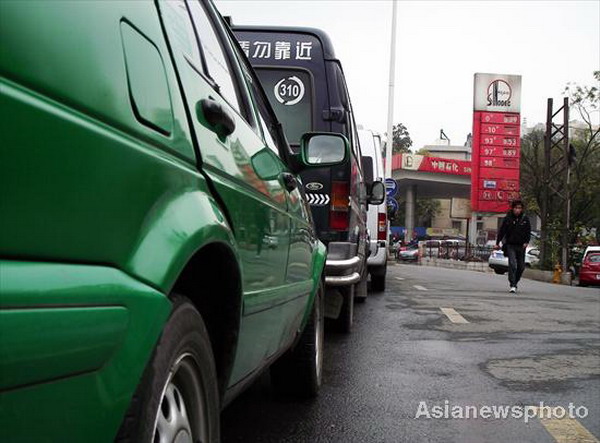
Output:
top-left (215, 0), bottom-right (599, 150)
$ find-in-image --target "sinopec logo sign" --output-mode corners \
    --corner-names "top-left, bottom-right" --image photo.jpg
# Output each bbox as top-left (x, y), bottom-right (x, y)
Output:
top-left (487, 80), bottom-right (512, 107)
top-left (474, 73), bottom-right (521, 113)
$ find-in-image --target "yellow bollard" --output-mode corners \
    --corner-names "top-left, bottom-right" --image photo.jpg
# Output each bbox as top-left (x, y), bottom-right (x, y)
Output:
top-left (552, 263), bottom-right (562, 284)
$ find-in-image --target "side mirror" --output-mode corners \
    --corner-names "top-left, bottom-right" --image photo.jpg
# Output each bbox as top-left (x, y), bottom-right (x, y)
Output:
top-left (300, 132), bottom-right (349, 168)
top-left (368, 181), bottom-right (386, 205)
top-left (250, 148), bottom-right (284, 181)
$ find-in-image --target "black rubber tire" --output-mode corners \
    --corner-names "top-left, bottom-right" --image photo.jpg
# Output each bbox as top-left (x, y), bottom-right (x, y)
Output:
top-left (370, 266), bottom-right (387, 292)
top-left (332, 284), bottom-right (354, 333)
top-left (494, 269), bottom-right (506, 275)
top-left (115, 296), bottom-right (220, 443)
top-left (270, 283), bottom-right (324, 397)
top-left (371, 273), bottom-right (386, 292)
top-left (355, 267), bottom-right (368, 303)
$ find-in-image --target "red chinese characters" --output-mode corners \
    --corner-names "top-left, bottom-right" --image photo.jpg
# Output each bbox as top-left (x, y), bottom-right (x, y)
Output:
top-left (471, 112), bottom-right (521, 212)
top-left (420, 157), bottom-right (471, 176)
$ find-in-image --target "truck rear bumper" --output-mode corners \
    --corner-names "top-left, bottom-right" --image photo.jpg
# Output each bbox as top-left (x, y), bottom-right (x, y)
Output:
top-left (325, 272), bottom-right (361, 286)
top-left (367, 240), bottom-right (387, 268)
top-left (324, 242), bottom-right (361, 287)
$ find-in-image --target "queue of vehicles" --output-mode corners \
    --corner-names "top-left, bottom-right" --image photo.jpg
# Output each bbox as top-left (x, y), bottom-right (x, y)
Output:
top-left (232, 24), bottom-right (387, 326)
top-left (0, 1), bottom-right (389, 441)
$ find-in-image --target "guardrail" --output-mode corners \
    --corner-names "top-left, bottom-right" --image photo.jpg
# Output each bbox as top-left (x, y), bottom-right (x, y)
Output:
top-left (418, 243), bottom-right (494, 262)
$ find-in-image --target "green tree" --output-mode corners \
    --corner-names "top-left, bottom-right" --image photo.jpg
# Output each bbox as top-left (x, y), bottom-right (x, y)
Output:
top-left (389, 198), bottom-right (441, 228)
top-left (564, 70), bottom-right (600, 235)
top-left (520, 71), bottom-right (600, 268)
top-left (390, 123), bottom-right (413, 154)
top-left (416, 199), bottom-right (441, 226)
top-left (519, 129), bottom-right (545, 215)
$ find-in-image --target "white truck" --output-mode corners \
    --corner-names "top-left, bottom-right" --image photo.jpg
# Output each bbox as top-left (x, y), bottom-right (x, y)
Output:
top-left (359, 129), bottom-right (388, 291)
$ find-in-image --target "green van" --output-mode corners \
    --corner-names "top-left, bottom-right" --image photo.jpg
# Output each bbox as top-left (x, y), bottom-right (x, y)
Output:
top-left (0, 1), bottom-right (349, 441)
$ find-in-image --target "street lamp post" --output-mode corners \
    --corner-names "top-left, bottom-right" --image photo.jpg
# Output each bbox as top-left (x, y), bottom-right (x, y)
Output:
top-left (384, 0), bottom-right (398, 180)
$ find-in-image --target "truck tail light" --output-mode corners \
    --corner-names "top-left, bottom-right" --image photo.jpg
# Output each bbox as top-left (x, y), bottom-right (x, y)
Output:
top-left (330, 181), bottom-right (349, 231)
top-left (330, 211), bottom-right (349, 230)
top-left (377, 212), bottom-right (387, 241)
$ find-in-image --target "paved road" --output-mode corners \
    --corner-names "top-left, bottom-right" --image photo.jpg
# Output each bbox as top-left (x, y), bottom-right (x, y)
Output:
top-left (222, 264), bottom-right (600, 442)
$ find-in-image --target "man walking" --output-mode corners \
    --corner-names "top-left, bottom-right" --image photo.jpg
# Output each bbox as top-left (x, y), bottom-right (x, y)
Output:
top-left (495, 200), bottom-right (531, 293)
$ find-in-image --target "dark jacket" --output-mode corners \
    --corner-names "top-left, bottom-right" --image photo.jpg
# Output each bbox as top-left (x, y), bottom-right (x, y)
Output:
top-left (497, 212), bottom-right (531, 246)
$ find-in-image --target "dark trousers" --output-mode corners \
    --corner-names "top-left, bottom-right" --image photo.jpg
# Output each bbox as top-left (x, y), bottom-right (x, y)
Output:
top-left (506, 244), bottom-right (526, 287)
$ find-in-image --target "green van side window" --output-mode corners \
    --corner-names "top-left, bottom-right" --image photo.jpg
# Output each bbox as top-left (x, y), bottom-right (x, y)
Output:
top-left (120, 21), bottom-right (173, 135)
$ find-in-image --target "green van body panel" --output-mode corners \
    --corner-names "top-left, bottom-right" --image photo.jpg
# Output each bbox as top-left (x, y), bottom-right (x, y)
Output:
top-left (0, 0), bottom-right (326, 440)
top-left (0, 261), bottom-right (172, 443)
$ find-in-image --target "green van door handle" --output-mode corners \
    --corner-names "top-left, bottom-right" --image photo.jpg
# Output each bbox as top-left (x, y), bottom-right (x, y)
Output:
top-left (197, 98), bottom-right (236, 137)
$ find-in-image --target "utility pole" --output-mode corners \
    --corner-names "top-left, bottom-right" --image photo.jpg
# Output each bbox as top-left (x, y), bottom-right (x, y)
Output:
top-left (562, 97), bottom-right (570, 272)
top-left (541, 97), bottom-right (570, 272)
top-left (384, 0), bottom-right (397, 179)
top-left (540, 98), bottom-right (552, 268)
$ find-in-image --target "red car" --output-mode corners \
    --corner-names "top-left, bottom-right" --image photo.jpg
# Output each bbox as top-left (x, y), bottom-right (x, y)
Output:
top-left (579, 252), bottom-right (600, 287)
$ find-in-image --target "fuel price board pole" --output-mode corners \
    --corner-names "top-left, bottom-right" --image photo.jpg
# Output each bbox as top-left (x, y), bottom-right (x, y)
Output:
top-left (469, 73), bottom-right (522, 244)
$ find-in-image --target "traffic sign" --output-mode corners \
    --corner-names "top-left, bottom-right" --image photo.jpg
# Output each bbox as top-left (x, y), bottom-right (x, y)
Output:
top-left (386, 196), bottom-right (399, 213)
top-left (385, 178), bottom-right (398, 197)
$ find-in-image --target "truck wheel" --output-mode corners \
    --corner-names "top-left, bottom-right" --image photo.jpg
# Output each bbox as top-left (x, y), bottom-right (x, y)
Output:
top-left (333, 284), bottom-right (354, 333)
top-left (355, 268), bottom-right (368, 303)
top-left (494, 269), bottom-right (506, 275)
top-left (116, 296), bottom-right (220, 443)
top-left (370, 265), bottom-right (387, 292)
top-left (371, 272), bottom-right (386, 292)
top-left (271, 283), bottom-right (324, 397)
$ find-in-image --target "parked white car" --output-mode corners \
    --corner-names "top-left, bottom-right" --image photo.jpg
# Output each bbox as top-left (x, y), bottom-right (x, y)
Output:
top-left (397, 244), bottom-right (420, 262)
top-left (488, 246), bottom-right (540, 274)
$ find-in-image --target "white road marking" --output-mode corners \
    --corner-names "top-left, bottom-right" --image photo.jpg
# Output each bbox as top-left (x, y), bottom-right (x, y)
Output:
top-left (440, 307), bottom-right (469, 324)
top-left (395, 277), bottom-right (405, 281)
top-left (413, 285), bottom-right (427, 291)
top-left (530, 407), bottom-right (599, 443)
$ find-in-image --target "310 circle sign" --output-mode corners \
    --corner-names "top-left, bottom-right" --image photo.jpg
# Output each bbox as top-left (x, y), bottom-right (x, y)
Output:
top-left (274, 76), bottom-right (305, 106)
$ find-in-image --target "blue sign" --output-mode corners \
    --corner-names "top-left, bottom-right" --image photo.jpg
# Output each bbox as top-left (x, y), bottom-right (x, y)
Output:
top-left (385, 178), bottom-right (398, 197)
top-left (386, 196), bottom-right (399, 213)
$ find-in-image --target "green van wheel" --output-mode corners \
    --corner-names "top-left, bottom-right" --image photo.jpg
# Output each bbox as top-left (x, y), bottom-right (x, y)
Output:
top-left (271, 283), bottom-right (324, 397)
top-left (116, 296), bottom-right (220, 443)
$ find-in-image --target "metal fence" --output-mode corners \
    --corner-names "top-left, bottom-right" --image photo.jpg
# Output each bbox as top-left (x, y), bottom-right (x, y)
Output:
top-left (419, 242), bottom-right (494, 262)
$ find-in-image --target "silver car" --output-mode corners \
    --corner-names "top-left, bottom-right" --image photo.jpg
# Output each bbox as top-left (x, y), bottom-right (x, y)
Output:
top-left (488, 247), bottom-right (540, 275)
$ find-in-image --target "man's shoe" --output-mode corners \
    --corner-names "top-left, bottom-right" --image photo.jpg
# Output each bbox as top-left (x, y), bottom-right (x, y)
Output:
top-left (509, 287), bottom-right (517, 293)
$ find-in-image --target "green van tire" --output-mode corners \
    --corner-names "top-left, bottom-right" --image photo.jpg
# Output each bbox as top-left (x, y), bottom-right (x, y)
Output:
top-left (270, 283), bottom-right (324, 398)
top-left (116, 296), bottom-right (220, 443)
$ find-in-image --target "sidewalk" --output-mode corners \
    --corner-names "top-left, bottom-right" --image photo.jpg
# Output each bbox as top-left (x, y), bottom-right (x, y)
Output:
top-left (413, 257), bottom-right (573, 285)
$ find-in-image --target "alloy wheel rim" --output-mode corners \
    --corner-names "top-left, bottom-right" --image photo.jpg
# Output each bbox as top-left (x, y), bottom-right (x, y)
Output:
top-left (154, 354), bottom-right (207, 443)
